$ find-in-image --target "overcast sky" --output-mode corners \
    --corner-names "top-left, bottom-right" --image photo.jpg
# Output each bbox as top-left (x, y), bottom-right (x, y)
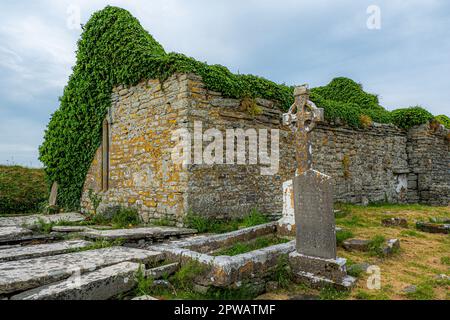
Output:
top-left (0, 0), bottom-right (449, 167)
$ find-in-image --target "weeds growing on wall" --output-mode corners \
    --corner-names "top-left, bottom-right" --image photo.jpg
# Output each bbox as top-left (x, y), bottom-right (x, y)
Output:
top-left (391, 106), bottom-right (434, 130)
top-left (435, 115), bottom-right (450, 129)
top-left (39, 6), bottom-right (444, 210)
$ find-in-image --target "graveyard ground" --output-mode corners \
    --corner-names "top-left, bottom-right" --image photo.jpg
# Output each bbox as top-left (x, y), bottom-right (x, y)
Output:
top-left (260, 204), bottom-right (450, 300)
top-left (0, 203), bottom-right (448, 300)
top-left (125, 204), bottom-right (450, 300)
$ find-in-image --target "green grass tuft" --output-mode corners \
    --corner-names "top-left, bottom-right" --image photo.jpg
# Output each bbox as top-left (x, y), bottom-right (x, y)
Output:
top-left (367, 235), bottom-right (386, 257)
top-left (336, 229), bottom-right (354, 246)
top-left (213, 236), bottom-right (290, 256)
top-left (183, 209), bottom-right (269, 234)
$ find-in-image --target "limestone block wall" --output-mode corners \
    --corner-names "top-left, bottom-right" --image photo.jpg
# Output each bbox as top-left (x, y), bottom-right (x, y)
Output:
top-left (406, 124), bottom-right (450, 206)
top-left (81, 73), bottom-right (449, 225)
top-left (81, 74), bottom-right (191, 224)
top-left (311, 124), bottom-right (409, 204)
top-left (182, 75), bottom-right (411, 220)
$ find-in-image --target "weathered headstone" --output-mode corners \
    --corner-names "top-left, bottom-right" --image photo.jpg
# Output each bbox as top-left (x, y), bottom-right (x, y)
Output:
top-left (284, 85), bottom-right (355, 289)
top-left (293, 169), bottom-right (336, 259)
top-left (48, 182), bottom-right (58, 206)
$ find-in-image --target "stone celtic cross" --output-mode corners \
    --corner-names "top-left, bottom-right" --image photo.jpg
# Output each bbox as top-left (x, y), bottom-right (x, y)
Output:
top-left (282, 85), bottom-right (324, 174)
top-left (283, 85), bottom-right (338, 260)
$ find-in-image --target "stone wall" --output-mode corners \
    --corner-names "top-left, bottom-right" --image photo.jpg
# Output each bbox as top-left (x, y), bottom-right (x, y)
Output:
top-left (406, 123), bottom-right (450, 205)
top-left (311, 123), bottom-right (409, 204)
top-left (81, 74), bottom-right (192, 225)
top-left (81, 73), bottom-right (449, 225)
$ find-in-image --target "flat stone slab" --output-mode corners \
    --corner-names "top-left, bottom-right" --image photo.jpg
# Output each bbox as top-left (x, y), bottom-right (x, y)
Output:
top-left (51, 226), bottom-right (91, 233)
top-left (11, 262), bottom-right (140, 300)
top-left (0, 213), bottom-right (85, 228)
top-left (382, 217), bottom-right (408, 228)
top-left (0, 233), bottom-right (62, 246)
top-left (342, 239), bottom-right (370, 251)
top-left (80, 226), bottom-right (197, 241)
top-left (0, 227), bottom-right (33, 241)
top-left (416, 222), bottom-right (450, 234)
top-left (0, 240), bottom-right (93, 262)
top-left (0, 246), bottom-right (163, 295)
top-left (132, 295), bottom-right (158, 300)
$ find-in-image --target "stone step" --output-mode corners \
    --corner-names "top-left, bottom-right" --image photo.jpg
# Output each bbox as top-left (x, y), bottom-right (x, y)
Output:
top-left (0, 213), bottom-right (85, 228)
top-left (80, 226), bottom-right (197, 242)
top-left (11, 262), bottom-right (141, 300)
top-left (0, 246), bottom-right (163, 295)
top-left (0, 227), bottom-right (33, 241)
top-left (0, 240), bottom-right (93, 262)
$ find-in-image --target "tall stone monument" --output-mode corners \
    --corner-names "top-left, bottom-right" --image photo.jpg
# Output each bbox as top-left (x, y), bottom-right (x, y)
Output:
top-left (282, 85), bottom-right (356, 289)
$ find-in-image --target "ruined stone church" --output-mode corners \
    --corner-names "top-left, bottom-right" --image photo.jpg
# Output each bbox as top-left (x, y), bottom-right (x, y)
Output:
top-left (80, 73), bottom-right (449, 225)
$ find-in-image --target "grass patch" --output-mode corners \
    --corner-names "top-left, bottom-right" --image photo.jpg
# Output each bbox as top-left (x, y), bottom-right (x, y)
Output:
top-left (0, 165), bottom-right (48, 214)
top-left (70, 239), bottom-right (125, 253)
top-left (271, 255), bottom-right (293, 289)
top-left (183, 209), bottom-right (269, 234)
top-left (367, 235), bottom-right (386, 257)
top-left (171, 261), bottom-right (210, 291)
top-left (152, 217), bottom-right (174, 227)
top-left (399, 229), bottom-right (426, 238)
top-left (134, 266), bottom-right (154, 296)
top-left (354, 286), bottom-right (392, 300)
top-left (336, 229), bottom-right (354, 246)
top-left (440, 256), bottom-right (450, 266)
top-left (88, 207), bottom-right (141, 228)
top-left (405, 282), bottom-right (436, 300)
top-left (213, 236), bottom-right (290, 256)
top-left (319, 286), bottom-right (350, 300)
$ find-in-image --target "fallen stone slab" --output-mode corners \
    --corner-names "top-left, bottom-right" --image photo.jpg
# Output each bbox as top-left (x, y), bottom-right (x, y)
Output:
top-left (416, 222), bottom-right (450, 234)
top-left (145, 262), bottom-right (179, 279)
top-left (0, 233), bottom-right (63, 246)
top-left (51, 226), bottom-right (91, 233)
top-left (0, 246), bottom-right (163, 295)
top-left (80, 226), bottom-right (197, 242)
top-left (0, 227), bottom-right (33, 241)
top-left (11, 262), bottom-right (140, 300)
top-left (382, 217), bottom-right (408, 228)
top-left (0, 240), bottom-right (93, 262)
top-left (342, 239), bottom-right (370, 251)
top-left (132, 295), bottom-right (158, 300)
top-left (0, 244), bottom-right (21, 251)
top-left (0, 213), bottom-right (85, 228)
